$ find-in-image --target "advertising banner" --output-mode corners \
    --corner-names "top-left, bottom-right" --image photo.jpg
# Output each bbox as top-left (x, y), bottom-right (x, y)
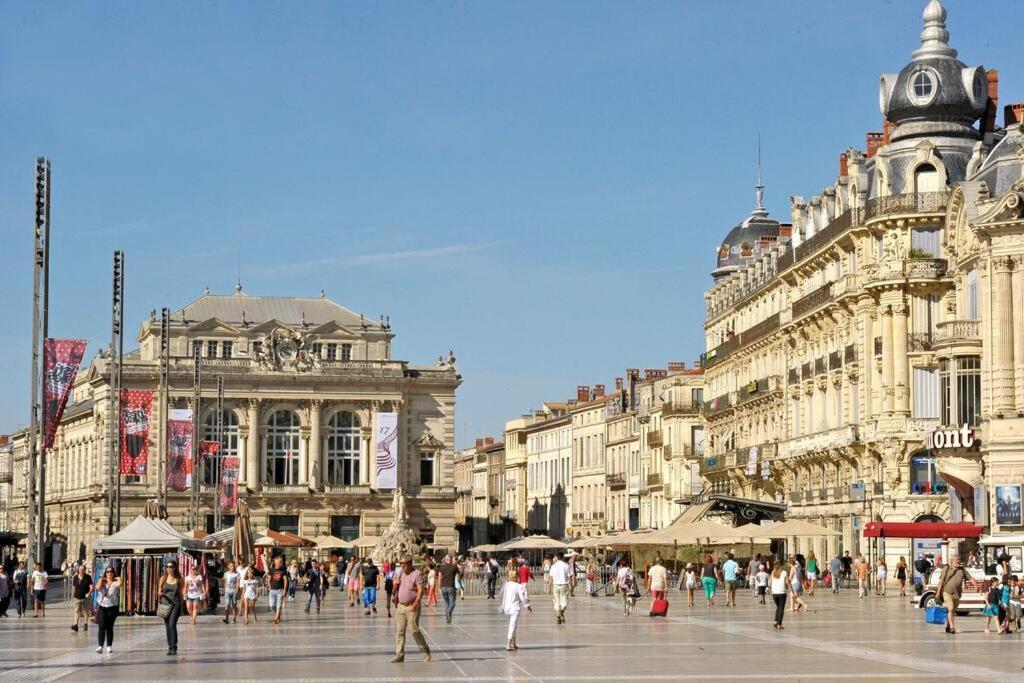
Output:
top-left (995, 485), bottom-right (1022, 526)
top-left (42, 339), bottom-right (88, 448)
top-left (375, 412), bottom-right (399, 490)
top-left (119, 389), bottom-right (153, 475)
top-left (166, 419), bottom-right (193, 491)
top-left (219, 456), bottom-right (240, 509)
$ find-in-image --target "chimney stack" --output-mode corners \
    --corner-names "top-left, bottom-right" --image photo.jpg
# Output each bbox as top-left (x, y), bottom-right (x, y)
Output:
top-left (882, 119), bottom-right (895, 145)
top-left (484, 436), bottom-right (494, 447)
top-left (594, 384), bottom-right (605, 398)
top-left (839, 152), bottom-right (849, 178)
top-left (981, 69), bottom-right (999, 140)
top-left (866, 132), bottom-right (884, 158)
top-left (615, 377), bottom-right (623, 391)
top-left (1005, 103), bottom-right (1024, 128)
top-left (475, 438), bottom-right (484, 450)
top-left (667, 361), bottom-right (686, 372)
top-left (577, 385), bottom-right (590, 402)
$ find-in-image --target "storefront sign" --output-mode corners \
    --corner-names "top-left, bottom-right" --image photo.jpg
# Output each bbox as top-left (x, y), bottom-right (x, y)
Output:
top-left (929, 424), bottom-right (976, 450)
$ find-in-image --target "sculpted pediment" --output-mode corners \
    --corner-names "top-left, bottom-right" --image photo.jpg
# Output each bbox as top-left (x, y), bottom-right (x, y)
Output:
top-left (306, 320), bottom-right (361, 338)
top-left (247, 319), bottom-right (293, 334)
top-left (187, 317), bottom-right (242, 334)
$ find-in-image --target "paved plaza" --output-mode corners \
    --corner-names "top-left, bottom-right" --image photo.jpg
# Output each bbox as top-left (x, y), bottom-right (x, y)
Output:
top-left (1, 586), bottom-right (1022, 682)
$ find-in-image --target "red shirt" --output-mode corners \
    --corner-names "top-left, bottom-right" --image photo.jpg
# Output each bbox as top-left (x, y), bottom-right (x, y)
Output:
top-left (518, 565), bottom-right (532, 584)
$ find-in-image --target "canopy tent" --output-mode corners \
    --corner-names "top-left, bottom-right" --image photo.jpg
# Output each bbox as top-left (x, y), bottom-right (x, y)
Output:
top-left (92, 515), bottom-right (205, 552)
top-left (571, 535), bottom-right (620, 549)
top-left (864, 522), bottom-right (983, 539)
top-left (469, 543), bottom-right (505, 553)
top-left (501, 535), bottom-right (568, 550)
top-left (262, 529), bottom-right (316, 548)
top-left (204, 526), bottom-right (273, 551)
top-left (350, 535), bottom-right (380, 549)
top-left (752, 519), bottom-right (841, 539)
top-left (732, 523), bottom-right (765, 537)
top-left (311, 534), bottom-right (353, 549)
top-left (644, 519), bottom-right (745, 545)
top-left (601, 530), bottom-right (658, 547)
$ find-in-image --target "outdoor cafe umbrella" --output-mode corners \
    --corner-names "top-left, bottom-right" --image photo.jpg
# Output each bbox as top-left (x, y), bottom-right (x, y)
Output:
top-left (350, 535), bottom-right (380, 550)
top-left (751, 519), bottom-right (841, 539)
top-left (233, 500), bottom-right (255, 566)
top-left (469, 543), bottom-right (504, 553)
top-left (312, 534), bottom-right (353, 550)
top-left (572, 535), bottom-right (620, 549)
top-left (501, 535), bottom-right (568, 551)
top-left (644, 519), bottom-right (745, 546)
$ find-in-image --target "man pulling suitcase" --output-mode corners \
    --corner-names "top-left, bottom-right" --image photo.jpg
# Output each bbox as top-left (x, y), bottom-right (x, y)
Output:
top-left (648, 557), bottom-right (669, 617)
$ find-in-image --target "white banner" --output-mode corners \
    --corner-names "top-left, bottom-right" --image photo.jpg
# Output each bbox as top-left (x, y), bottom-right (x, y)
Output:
top-left (375, 412), bottom-right (399, 490)
top-left (745, 445), bottom-right (759, 476)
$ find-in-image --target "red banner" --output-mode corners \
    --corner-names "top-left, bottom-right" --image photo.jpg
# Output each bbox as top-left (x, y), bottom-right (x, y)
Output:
top-left (166, 419), bottom-right (192, 491)
top-left (219, 456), bottom-right (240, 509)
top-left (42, 339), bottom-right (88, 448)
top-left (199, 441), bottom-right (221, 461)
top-left (119, 389), bottom-right (153, 475)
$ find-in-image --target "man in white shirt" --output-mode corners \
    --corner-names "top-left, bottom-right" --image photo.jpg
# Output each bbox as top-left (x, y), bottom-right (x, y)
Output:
top-left (648, 557), bottom-right (668, 607)
top-left (30, 562), bottom-right (48, 619)
top-left (548, 553), bottom-right (572, 624)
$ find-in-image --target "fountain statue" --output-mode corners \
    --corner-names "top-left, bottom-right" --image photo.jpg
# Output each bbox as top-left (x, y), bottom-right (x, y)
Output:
top-left (370, 488), bottom-right (420, 563)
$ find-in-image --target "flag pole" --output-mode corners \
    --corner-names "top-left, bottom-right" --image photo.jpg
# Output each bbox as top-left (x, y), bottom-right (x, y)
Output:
top-left (158, 308), bottom-right (170, 509)
top-left (190, 343), bottom-right (201, 531)
top-left (215, 376), bottom-right (224, 530)
top-left (107, 250), bottom-right (125, 534)
top-left (36, 158), bottom-right (51, 565)
top-left (26, 157), bottom-right (49, 567)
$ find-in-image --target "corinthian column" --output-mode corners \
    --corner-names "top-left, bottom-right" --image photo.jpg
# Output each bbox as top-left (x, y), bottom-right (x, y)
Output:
top-left (1013, 258), bottom-right (1024, 412)
top-left (993, 256), bottom-right (1015, 414)
top-left (881, 305), bottom-right (894, 414)
top-left (246, 399), bottom-right (261, 492)
top-left (309, 400), bottom-right (322, 490)
top-left (893, 301), bottom-right (910, 414)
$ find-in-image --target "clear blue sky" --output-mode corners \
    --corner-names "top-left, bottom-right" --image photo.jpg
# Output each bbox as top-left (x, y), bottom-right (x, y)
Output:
top-left (0, 1), bottom-right (1020, 447)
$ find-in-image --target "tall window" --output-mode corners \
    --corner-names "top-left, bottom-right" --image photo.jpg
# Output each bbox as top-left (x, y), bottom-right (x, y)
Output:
top-left (340, 343), bottom-right (353, 361)
top-left (266, 410), bottom-right (300, 485)
top-left (268, 514), bottom-right (299, 534)
top-left (965, 269), bottom-right (979, 319)
top-left (420, 450), bottom-right (436, 486)
top-left (913, 367), bottom-right (939, 418)
top-left (202, 409), bottom-right (239, 485)
top-left (330, 514), bottom-right (360, 542)
top-left (940, 357), bottom-right (981, 427)
top-left (326, 343), bottom-right (337, 361)
top-left (206, 340), bottom-right (218, 358)
top-left (221, 341), bottom-right (233, 359)
top-left (311, 342), bottom-right (322, 358)
top-left (913, 163), bottom-right (942, 193)
top-left (326, 411), bottom-right (361, 486)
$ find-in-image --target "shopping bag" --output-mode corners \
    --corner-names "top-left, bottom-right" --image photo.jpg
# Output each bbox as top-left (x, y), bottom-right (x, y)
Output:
top-left (925, 605), bottom-right (948, 624)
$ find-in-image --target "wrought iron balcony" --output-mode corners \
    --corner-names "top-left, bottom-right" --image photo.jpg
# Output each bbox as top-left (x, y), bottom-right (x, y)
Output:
top-left (646, 472), bottom-right (663, 489)
top-left (864, 191), bottom-right (949, 221)
top-left (606, 472), bottom-right (626, 489)
top-left (778, 425), bottom-right (860, 460)
top-left (792, 282), bottom-right (834, 320)
top-left (646, 429), bottom-right (664, 448)
top-left (662, 400), bottom-right (702, 418)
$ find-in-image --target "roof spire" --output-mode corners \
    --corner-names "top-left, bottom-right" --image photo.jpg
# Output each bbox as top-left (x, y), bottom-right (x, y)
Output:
top-left (913, 0), bottom-right (957, 60)
top-left (752, 133), bottom-right (768, 217)
top-left (235, 281), bottom-right (243, 295)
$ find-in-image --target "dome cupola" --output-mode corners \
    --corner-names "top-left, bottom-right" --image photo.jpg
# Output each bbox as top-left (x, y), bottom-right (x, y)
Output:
top-left (712, 175), bottom-right (781, 280)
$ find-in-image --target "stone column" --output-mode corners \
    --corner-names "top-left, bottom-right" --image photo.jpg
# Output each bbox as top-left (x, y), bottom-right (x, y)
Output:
top-left (993, 256), bottom-right (1016, 414)
top-left (881, 304), bottom-right (894, 414)
top-left (1013, 259), bottom-right (1024, 412)
top-left (893, 301), bottom-right (910, 414)
top-left (246, 399), bottom-right (261, 492)
top-left (309, 400), bottom-right (322, 490)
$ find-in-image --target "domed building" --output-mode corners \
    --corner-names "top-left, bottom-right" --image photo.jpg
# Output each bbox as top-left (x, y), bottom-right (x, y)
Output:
top-left (711, 181), bottom-right (788, 282)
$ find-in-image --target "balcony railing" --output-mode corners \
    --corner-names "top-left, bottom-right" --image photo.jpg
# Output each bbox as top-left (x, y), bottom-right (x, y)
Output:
top-left (864, 191), bottom-right (949, 221)
top-left (794, 208), bottom-right (858, 262)
top-left (814, 357), bottom-right (827, 375)
top-left (790, 490), bottom-right (803, 504)
top-left (606, 472), bottom-right (626, 489)
top-left (646, 429), bottom-right (664, 448)
top-left (828, 351), bottom-right (841, 370)
top-left (817, 488), bottom-right (829, 501)
top-left (801, 362), bottom-right (812, 379)
top-left (788, 368), bottom-right (800, 385)
top-left (907, 332), bottom-right (933, 352)
top-left (646, 472), bottom-right (663, 488)
top-left (792, 282), bottom-right (834, 319)
top-left (704, 393), bottom-right (732, 414)
top-left (662, 400), bottom-right (702, 418)
top-left (844, 344), bottom-right (856, 364)
top-left (778, 424), bottom-right (860, 460)
top-left (934, 319), bottom-right (980, 345)
top-left (701, 313), bottom-right (781, 369)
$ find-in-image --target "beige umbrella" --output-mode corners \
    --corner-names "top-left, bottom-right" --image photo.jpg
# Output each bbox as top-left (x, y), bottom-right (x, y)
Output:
top-left (732, 523), bottom-right (764, 537)
top-left (469, 543), bottom-right (504, 553)
top-left (644, 519), bottom-right (745, 545)
top-left (312, 534), bottom-right (353, 549)
top-left (232, 500), bottom-right (255, 565)
top-left (572, 535), bottom-right (620, 549)
top-left (501, 535), bottom-right (568, 551)
top-left (752, 519), bottom-right (841, 539)
top-left (350, 535), bottom-right (380, 549)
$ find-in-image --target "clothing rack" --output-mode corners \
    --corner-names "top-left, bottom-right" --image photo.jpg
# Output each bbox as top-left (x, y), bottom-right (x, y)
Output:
top-left (92, 550), bottom-right (208, 615)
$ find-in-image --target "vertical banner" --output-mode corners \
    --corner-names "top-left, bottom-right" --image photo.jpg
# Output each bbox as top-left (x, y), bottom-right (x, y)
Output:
top-left (119, 389), bottom-right (154, 475)
top-left (219, 456), bottom-right (240, 509)
top-left (42, 339), bottom-right (88, 448)
top-left (199, 441), bottom-right (221, 461)
top-left (166, 419), bottom-right (193, 491)
top-left (374, 412), bottom-right (398, 490)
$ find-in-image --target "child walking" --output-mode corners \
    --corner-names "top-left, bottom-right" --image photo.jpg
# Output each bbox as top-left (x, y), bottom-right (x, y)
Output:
top-left (756, 564), bottom-right (769, 605)
top-left (983, 577), bottom-right (1001, 634)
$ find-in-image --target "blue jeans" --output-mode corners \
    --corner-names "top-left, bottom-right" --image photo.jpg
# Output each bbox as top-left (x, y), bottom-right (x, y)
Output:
top-left (269, 589), bottom-right (284, 612)
top-left (362, 587), bottom-right (377, 607)
top-left (442, 587), bottom-right (456, 621)
top-left (305, 591), bottom-right (321, 613)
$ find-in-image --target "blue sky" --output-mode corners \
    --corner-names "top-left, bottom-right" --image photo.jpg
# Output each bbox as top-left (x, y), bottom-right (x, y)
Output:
top-left (0, 1), bottom-right (1020, 446)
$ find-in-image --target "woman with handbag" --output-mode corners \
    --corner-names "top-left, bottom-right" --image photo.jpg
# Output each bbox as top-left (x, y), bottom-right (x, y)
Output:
top-left (158, 561), bottom-right (184, 656)
top-left (94, 567), bottom-right (122, 654)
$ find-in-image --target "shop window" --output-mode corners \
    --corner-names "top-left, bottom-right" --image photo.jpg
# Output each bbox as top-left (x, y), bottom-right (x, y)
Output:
top-left (268, 514), bottom-right (299, 534)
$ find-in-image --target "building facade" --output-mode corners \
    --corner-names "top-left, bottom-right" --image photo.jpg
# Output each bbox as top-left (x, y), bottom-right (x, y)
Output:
top-left (8, 291), bottom-right (460, 565)
top-left (701, 1), bottom-right (1024, 562)
top-left (524, 410), bottom-right (571, 537)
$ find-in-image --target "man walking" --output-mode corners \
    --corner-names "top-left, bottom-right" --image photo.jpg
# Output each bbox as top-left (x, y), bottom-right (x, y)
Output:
top-left (722, 552), bottom-right (739, 607)
top-left (935, 555), bottom-right (968, 634)
top-left (265, 556), bottom-right (289, 624)
top-left (304, 562), bottom-right (323, 614)
top-left (362, 558), bottom-right (380, 616)
top-left (485, 554), bottom-right (499, 599)
top-left (438, 555), bottom-right (460, 623)
top-left (830, 554), bottom-right (842, 594)
top-left (12, 562), bottom-right (28, 617)
top-left (748, 553), bottom-right (761, 597)
top-left (648, 557), bottom-right (668, 613)
top-left (30, 562), bottom-right (48, 618)
top-left (841, 551), bottom-right (853, 588)
top-left (856, 554), bottom-right (869, 598)
top-left (549, 552), bottom-right (572, 624)
top-left (0, 564), bottom-right (11, 617)
top-left (392, 555), bottom-right (431, 663)
top-left (70, 564), bottom-right (92, 631)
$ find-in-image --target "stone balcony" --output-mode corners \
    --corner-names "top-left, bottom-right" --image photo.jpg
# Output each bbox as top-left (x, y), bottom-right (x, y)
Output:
top-left (933, 319), bottom-right (981, 348)
top-left (778, 424), bottom-right (860, 460)
top-left (863, 417), bottom-right (939, 444)
top-left (864, 258), bottom-right (948, 286)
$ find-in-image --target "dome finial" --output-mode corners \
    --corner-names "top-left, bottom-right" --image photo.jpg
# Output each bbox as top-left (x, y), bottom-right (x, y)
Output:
top-left (752, 133), bottom-right (768, 217)
top-left (913, 0), bottom-right (957, 60)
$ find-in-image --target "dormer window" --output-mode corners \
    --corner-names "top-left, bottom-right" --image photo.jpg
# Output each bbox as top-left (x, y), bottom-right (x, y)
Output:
top-left (909, 69), bottom-right (937, 106)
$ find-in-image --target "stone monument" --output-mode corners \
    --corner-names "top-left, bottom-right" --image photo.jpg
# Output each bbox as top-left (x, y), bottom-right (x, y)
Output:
top-left (370, 488), bottom-right (420, 563)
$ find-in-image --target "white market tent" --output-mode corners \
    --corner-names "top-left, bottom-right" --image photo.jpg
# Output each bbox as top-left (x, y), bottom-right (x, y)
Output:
top-left (92, 515), bottom-right (205, 553)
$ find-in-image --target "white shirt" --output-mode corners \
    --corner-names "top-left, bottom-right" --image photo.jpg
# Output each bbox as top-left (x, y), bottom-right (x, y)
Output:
top-left (224, 570), bottom-right (241, 593)
top-left (549, 560), bottom-right (571, 586)
top-left (500, 581), bottom-right (530, 615)
top-left (31, 570), bottom-right (47, 591)
top-left (770, 570), bottom-right (789, 595)
top-left (241, 578), bottom-right (258, 600)
top-left (648, 564), bottom-right (668, 591)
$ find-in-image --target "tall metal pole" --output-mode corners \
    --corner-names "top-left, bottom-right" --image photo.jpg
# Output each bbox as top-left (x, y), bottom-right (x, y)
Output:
top-left (190, 343), bottom-right (201, 531)
top-left (36, 158), bottom-right (51, 565)
top-left (107, 251), bottom-right (124, 534)
top-left (159, 308), bottom-right (170, 509)
top-left (214, 376), bottom-right (224, 530)
top-left (26, 157), bottom-right (48, 567)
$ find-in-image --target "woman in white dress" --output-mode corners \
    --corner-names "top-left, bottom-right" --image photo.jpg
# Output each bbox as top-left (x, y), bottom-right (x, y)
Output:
top-left (500, 569), bottom-right (531, 650)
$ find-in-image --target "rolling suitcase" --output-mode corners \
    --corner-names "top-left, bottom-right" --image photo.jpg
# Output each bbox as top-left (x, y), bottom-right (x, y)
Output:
top-left (650, 598), bottom-right (669, 617)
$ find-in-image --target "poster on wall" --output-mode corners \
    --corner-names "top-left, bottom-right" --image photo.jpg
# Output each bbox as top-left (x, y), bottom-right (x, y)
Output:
top-left (995, 485), bottom-right (1023, 526)
top-left (41, 338), bottom-right (88, 448)
top-left (119, 389), bottom-right (154, 475)
top-left (166, 419), bottom-right (193, 491)
top-left (375, 412), bottom-right (398, 490)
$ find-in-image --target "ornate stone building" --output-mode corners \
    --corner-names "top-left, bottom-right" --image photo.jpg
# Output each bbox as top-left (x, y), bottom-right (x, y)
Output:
top-left (8, 290), bottom-right (460, 563)
top-left (701, 0), bottom-right (1023, 562)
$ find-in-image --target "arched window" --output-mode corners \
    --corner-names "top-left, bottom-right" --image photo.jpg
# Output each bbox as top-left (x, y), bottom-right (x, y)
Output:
top-left (326, 411), bottom-right (361, 486)
top-left (265, 410), bottom-right (300, 485)
top-left (202, 410), bottom-right (239, 486)
top-left (914, 163), bottom-right (943, 193)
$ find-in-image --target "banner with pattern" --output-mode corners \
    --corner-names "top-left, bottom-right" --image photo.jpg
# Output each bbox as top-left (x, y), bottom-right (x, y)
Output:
top-left (219, 456), bottom-right (240, 509)
top-left (42, 339), bottom-right (88, 448)
top-left (374, 412), bottom-right (398, 490)
top-left (166, 419), bottom-right (192, 491)
top-left (119, 389), bottom-right (154, 475)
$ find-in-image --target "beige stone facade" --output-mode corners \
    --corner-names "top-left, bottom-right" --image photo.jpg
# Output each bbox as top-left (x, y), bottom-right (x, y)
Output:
top-left (8, 292), bottom-right (460, 564)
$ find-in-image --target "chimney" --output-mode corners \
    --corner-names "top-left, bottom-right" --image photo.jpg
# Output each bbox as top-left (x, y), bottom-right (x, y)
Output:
top-left (981, 69), bottom-right (999, 140)
top-left (475, 438), bottom-right (484, 450)
top-left (839, 152), bottom-right (848, 178)
top-left (615, 377), bottom-right (623, 392)
top-left (594, 384), bottom-right (605, 398)
top-left (577, 385), bottom-right (590, 402)
top-left (866, 132), bottom-right (884, 158)
top-left (1006, 103), bottom-right (1024, 127)
top-left (484, 437), bottom-right (494, 447)
top-left (667, 361), bottom-right (685, 372)
top-left (882, 119), bottom-right (895, 145)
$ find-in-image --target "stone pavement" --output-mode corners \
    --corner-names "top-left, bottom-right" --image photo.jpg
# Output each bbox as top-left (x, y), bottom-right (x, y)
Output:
top-left (0, 585), bottom-right (1021, 682)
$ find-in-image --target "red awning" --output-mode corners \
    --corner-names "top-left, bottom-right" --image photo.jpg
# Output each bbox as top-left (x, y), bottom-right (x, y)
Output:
top-left (863, 522), bottom-right (984, 539)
